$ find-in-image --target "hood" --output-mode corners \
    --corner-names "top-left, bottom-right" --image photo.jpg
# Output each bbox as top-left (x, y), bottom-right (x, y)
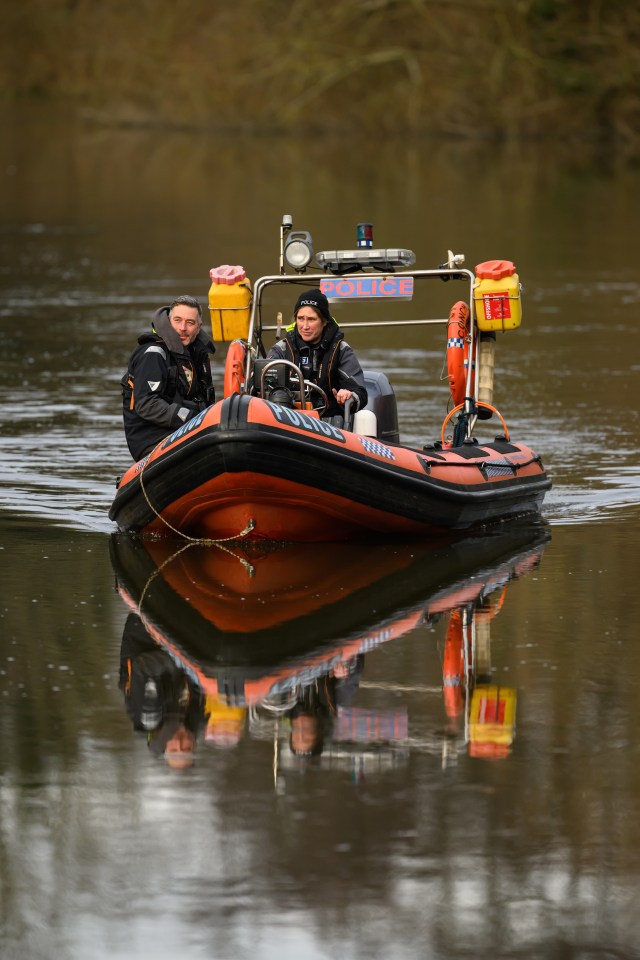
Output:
top-left (149, 306), bottom-right (215, 356)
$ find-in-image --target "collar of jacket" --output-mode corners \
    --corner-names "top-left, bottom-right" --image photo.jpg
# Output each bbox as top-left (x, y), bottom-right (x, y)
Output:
top-left (289, 321), bottom-right (342, 354)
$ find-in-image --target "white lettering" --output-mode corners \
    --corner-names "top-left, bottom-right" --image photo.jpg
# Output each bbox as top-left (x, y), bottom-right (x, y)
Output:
top-left (267, 402), bottom-right (344, 442)
top-left (284, 408), bottom-right (301, 427)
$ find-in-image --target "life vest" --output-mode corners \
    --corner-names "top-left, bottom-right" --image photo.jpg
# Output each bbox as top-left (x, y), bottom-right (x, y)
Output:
top-left (121, 334), bottom-right (214, 411)
top-left (281, 324), bottom-right (344, 418)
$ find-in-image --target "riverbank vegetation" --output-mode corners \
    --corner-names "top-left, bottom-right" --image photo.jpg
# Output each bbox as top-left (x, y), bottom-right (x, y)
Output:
top-left (2, 0), bottom-right (639, 142)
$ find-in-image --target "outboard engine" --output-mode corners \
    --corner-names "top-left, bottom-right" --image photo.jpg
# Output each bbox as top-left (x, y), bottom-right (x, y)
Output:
top-left (360, 371), bottom-right (399, 444)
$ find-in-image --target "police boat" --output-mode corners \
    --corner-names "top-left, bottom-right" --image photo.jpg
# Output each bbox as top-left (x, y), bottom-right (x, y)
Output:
top-left (108, 218), bottom-right (551, 542)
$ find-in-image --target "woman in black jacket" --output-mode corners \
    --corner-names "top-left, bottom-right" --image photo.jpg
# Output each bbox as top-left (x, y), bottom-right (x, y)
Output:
top-left (266, 288), bottom-right (367, 420)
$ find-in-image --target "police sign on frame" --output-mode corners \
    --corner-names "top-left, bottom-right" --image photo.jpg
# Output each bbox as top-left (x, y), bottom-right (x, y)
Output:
top-left (320, 276), bottom-right (414, 302)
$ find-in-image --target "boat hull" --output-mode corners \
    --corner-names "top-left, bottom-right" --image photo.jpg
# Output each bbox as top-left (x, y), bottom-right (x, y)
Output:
top-left (110, 525), bottom-right (550, 688)
top-left (109, 394), bottom-right (551, 541)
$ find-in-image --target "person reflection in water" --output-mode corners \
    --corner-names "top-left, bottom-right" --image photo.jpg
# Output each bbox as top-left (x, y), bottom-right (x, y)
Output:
top-left (120, 295), bottom-right (215, 461)
top-left (147, 719), bottom-right (198, 769)
top-left (287, 655), bottom-right (364, 758)
top-left (119, 612), bottom-right (204, 768)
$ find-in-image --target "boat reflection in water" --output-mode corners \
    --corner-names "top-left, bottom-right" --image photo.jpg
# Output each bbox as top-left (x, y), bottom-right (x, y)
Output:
top-left (110, 524), bottom-right (549, 774)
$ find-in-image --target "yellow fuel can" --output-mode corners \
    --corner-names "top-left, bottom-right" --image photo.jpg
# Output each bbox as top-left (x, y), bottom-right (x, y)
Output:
top-left (208, 265), bottom-right (252, 342)
top-left (473, 259), bottom-right (522, 332)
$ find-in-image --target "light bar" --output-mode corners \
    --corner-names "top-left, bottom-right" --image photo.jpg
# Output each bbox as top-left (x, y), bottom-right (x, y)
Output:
top-left (315, 247), bottom-right (416, 274)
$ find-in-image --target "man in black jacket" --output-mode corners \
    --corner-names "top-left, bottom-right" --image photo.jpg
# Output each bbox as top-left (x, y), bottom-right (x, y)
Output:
top-left (121, 295), bottom-right (215, 461)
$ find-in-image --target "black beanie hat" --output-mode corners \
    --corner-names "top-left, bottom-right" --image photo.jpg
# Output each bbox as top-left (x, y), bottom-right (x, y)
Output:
top-left (293, 288), bottom-right (332, 323)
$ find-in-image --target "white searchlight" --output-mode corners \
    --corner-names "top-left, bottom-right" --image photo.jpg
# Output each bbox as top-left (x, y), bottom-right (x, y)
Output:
top-left (283, 231), bottom-right (314, 272)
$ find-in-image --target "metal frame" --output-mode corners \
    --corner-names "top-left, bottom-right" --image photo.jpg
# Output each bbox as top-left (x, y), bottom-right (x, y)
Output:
top-left (245, 266), bottom-right (479, 434)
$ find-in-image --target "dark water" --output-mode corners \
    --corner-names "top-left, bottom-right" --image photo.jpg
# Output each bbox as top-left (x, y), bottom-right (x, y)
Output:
top-left (1, 109), bottom-right (640, 959)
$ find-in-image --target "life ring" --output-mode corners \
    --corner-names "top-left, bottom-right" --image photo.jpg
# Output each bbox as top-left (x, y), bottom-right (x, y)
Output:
top-left (223, 340), bottom-right (246, 398)
top-left (447, 301), bottom-right (473, 407)
top-left (443, 610), bottom-right (466, 719)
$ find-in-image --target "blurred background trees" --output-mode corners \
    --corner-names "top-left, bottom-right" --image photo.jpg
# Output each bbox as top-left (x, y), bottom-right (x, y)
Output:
top-left (1, 0), bottom-right (638, 141)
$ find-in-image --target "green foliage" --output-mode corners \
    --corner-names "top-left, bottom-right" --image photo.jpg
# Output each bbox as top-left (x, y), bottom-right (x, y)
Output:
top-left (1, 0), bottom-right (639, 139)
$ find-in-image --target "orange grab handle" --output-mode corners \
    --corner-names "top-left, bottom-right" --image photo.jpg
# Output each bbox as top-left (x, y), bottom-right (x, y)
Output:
top-left (440, 402), bottom-right (510, 446)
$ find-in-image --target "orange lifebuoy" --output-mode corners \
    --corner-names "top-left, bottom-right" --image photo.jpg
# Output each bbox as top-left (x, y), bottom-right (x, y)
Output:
top-left (223, 340), bottom-right (246, 398)
top-left (443, 610), bottom-right (466, 719)
top-left (447, 301), bottom-right (473, 407)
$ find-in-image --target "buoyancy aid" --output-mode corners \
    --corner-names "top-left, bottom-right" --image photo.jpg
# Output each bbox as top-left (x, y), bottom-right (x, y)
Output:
top-left (122, 333), bottom-right (213, 409)
top-left (280, 323), bottom-right (367, 418)
top-left (121, 307), bottom-right (215, 460)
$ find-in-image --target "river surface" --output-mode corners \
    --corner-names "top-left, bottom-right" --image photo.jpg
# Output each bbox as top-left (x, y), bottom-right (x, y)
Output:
top-left (1, 108), bottom-right (640, 959)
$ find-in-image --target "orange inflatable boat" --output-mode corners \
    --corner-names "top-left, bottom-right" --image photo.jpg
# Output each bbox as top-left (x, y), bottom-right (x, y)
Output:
top-left (109, 220), bottom-right (550, 542)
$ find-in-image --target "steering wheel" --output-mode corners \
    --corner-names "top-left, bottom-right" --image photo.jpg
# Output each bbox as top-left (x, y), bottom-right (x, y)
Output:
top-left (258, 359), bottom-right (329, 415)
top-left (304, 380), bottom-right (328, 415)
